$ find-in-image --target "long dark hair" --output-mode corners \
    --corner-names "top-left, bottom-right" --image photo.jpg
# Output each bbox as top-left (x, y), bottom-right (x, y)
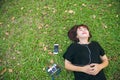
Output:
top-left (68, 24), bottom-right (92, 42)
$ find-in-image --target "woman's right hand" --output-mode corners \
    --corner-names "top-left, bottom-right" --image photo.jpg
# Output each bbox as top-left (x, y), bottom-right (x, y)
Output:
top-left (64, 59), bottom-right (94, 75)
top-left (80, 65), bottom-right (93, 75)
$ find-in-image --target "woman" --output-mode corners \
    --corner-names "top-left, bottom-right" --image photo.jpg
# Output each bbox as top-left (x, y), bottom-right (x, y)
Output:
top-left (63, 24), bottom-right (109, 80)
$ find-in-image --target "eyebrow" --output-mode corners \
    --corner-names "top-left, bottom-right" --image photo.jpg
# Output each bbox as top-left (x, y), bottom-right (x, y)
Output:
top-left (78, 26), bottom-right (87, 29)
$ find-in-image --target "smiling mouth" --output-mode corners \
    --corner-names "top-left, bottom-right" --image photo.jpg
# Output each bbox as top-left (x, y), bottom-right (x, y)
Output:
top-left (82, 32), bottom-right (87, 34)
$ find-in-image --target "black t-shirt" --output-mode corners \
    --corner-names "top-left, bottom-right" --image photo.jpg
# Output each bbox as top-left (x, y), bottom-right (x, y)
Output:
top-left (63, 41), bottom-right (106, 80)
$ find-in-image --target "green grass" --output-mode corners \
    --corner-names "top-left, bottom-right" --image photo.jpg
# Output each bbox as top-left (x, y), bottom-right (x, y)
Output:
top-left (0, 0), bottom-right (120, 80)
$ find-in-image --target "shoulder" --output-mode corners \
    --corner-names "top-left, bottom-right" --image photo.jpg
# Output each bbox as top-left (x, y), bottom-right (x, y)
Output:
top-left (91, 41), bottom-right (99, 45)
top-left (91, 41), bottom-right (104, 49)
top-left (68, 43), bottom-right (77, 48)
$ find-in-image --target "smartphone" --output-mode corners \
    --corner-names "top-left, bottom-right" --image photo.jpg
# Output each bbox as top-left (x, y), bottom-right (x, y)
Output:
top-left (53, 44), bottom-right (59, 54)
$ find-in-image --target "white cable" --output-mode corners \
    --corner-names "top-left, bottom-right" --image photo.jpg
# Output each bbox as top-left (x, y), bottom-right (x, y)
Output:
top-left (85, 45), bottom-right (91, 65)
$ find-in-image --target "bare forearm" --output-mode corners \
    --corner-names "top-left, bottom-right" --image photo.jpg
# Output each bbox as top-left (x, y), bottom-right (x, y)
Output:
top-left (99, 55), bottom-right (109, 69)
top-left (65, 62), bottom-right (82, 72)
top-left (99, 59), bottom-right (109, 70)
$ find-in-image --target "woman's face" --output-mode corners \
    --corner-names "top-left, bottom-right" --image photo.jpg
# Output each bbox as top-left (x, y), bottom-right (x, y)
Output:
top-left (76, 26), bottom-right (90, 39)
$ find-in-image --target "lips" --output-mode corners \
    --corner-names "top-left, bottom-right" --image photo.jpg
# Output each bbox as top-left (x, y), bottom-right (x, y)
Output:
top-left (82, 32), bottom-right (87, 34)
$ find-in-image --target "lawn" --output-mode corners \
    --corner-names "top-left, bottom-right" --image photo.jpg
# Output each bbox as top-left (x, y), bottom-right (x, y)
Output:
top-left (0, 0), bottom-right (120, 80)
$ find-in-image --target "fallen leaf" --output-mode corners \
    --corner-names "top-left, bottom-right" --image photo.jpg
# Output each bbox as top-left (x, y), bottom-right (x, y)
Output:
top-left (12, 57), bottom-right (16, 60)
top-left (65, 10), bottom-right (68, 13)
top-left (102, 23), bottom-right (108, 28)
top-left (116, 15), bottom-right (118, 18)
top-left (108, 4), bottom-right (112, 7)
top-left (74, 4), bottom-right (77, 6)
top-left (11, 17), bottom-right (15, 21)
top-left (44, 6), bottom-right (49, 9)
top-left (16, 50), bottom-right (21, 54)
top-left (80, 8), bottom-right (82, 10)
top-left (92, 15), bottom-right (96, 19)
top-left (68, 10), bottom-right (75, 14)
top-left (8, 69), bottom-right (13, 73)
top-left (0, 59), bottom-right (2, 62)
top-left (65, 10), bottom-right (75, 14)
top-left (45, 24), bottom-right (49, 28)
top-left (36, 7), bottom-right (39, 10)
top-left (43, 67), bottom-right (45, 71)
top-left (50, 59), bottom-right (54, 64)
top-left (21, 7), bottom-right (24, 10)
top-left (52, 8), bottom-right (57, 13)
top-left (63, 27), bottom-right (66, 30)
top-left (0, 68), bottom-right (7, 75)
top-left (43, 46), bottom-right (47, 51)
top-left (82, 3), bottom-right (87, 7)
top-left (38, 24), bottom-right (43, 29)
top-left (17, 63), bottom-right (20, 66)
top-left (0, 22), bottom-right (2, 25)
top-left (29, 10), bottom-right (32, 13)
top-left (48, 51), bottom-right (53, 55)
top-left (5, 32), bottom-right (9, 36)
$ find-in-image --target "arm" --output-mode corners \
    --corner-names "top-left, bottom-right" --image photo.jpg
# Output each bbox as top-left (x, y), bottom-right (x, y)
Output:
top-left (64, 59), bottom-right (81, 72)
top-left (64, 59), bottom-right (93, 75)
top-left (99, 54), bottom-right (109, 69)
top-left (90, 55), bottom-right (109, 75)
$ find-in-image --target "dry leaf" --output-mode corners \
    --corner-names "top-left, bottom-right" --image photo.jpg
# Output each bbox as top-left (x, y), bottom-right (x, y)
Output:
top-left (43, 46), bottom-right (47, 51)
top-left (45, 24), bottom-right (49, 27)
top-left (8, 69), bottom-right (13, 73)
top-left (29, 10), bottom-right (32, 13)
top-left (53, 8), bottom-right (57, 13)
top-left (36, 7), bottom-right (39, 10)
top-left (0, 22), bottom-right (2, 25)
top-left (48, 51), bottom-right (53, 55)
top-left (116, 15), bottom-right (118, 17)
top-left (65, 10), bottom-right (68, 13)
top-left (11, 17), bottom-right (15, 21)
top-left (21, 7), bottom-right (24, 10)
top-left (17, 63), bottom-right (20, 66)
top-left (65, 10), bottom-right (75, 14)
top-left (74, 4), bottom-right (77, 6)
top-left (16, 50), bottom-right (21, 54)
top-left (43, 67), bottom-right (45, 71)
top-left (102, 23), bottom-right (108, 28)
top-left (92, 15), bottom-right (96, 19)
top-left (63, 27), bottom-right (66, 30)
top-left (80, 8), bottom-right (82, 10)
top-left (68, 10), bottom-right (75, 14)
top-left (82, 3), bottom-right (87, 7)
top-left (0, 59), bottom-right (2, 62)
top-left (108, 4), bottom-right (112, 7)
top-left (44, 6), bottom-right (49, 9)
top-left (13, 57), bottom-right (16, 59)
top-left (0, 68), bottom-right (7, 75)
top-left (5, 32), bottom-right (9, 36)
top-left (38, 24), bottom-right (43, 29)
top-left (50, 59), bottom-right (54, 64)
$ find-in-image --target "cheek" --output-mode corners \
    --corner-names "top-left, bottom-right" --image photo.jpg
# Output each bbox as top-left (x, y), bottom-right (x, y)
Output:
top-left (86, 31), bottom-right (90, 36)
top-left (88, 32), bottom-right (90, 37)
top-left (77, 31), bottom-right (82, 36)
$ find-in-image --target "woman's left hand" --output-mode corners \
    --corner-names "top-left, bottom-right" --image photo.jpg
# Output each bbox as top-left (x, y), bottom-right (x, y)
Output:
top-left (89, 63), bottom-right (102, 75)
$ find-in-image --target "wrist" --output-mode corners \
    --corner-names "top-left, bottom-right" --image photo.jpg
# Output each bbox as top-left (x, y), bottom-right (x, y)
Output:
top-left (99, 64), bottom-right (104, 70)
top-left (78, 66), bottom-right (83, 72)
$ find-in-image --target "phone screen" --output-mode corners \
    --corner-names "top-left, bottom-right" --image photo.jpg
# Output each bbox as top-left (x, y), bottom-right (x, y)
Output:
top-left (53, 44), bottom-right (59, 54)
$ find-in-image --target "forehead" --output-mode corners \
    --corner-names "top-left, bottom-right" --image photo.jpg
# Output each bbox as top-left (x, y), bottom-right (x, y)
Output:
top-left (78, 26), bottom-right (88, 29)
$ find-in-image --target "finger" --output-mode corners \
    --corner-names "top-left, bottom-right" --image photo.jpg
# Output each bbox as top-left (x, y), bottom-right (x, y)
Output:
top-left (90, 64), bottom-right (96, 67)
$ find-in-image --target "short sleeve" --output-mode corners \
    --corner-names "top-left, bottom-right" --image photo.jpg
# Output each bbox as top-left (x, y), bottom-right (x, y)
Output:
top-left (95, 42), bottom-right (105, 56)
top-left (63, 43), bottom-right (75, 62)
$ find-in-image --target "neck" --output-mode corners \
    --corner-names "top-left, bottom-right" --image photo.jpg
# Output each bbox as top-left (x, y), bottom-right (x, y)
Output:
top-left (78, 38), bottom-right (89, 44)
